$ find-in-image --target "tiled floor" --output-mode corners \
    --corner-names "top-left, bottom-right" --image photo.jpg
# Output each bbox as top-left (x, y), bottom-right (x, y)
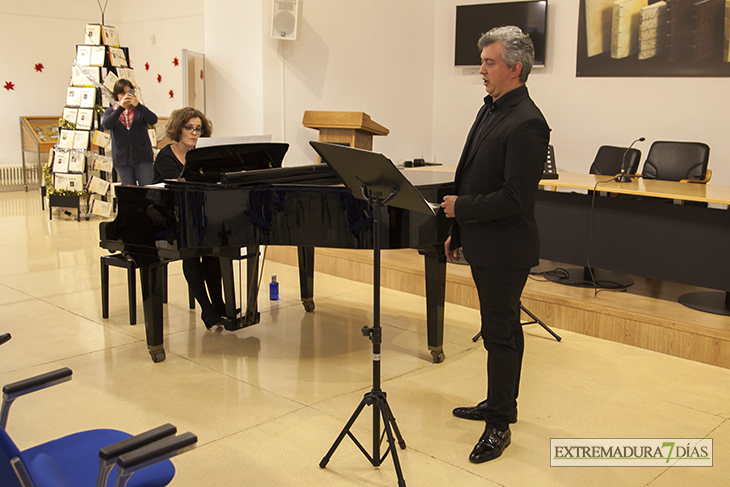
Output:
top-left (1, 190), bottom-right (728, 486)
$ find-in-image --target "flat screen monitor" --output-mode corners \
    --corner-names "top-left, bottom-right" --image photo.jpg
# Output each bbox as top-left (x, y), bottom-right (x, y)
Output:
top-left (454, 1), bottom-right (547, 67)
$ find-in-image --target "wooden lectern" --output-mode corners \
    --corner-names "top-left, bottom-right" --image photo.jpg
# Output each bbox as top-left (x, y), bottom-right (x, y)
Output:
top-left (302, 111), bottom-right (389, 152)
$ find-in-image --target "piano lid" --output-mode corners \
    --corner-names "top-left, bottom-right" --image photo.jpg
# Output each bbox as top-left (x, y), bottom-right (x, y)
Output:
top-left (180, 142), bottom-right (289, 183)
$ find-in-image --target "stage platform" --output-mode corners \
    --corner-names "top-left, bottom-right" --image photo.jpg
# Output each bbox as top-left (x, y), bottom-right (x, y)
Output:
top-left (267, 246), bottom-right (730, 370)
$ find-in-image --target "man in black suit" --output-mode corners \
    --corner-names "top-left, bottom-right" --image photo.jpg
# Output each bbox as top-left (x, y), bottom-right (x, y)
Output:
top-left (441, 26), bottom-right (550, 463)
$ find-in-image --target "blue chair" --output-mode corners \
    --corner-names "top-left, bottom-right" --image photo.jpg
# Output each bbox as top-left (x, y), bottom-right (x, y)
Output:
top-left (0, 367), bottom-right (197, 487)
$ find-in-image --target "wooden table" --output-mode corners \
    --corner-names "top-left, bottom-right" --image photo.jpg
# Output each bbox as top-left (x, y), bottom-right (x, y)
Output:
top-left (539, 172), bottom-right (730, 205)
top-left (402, 167), bottom-right (730, 314)
top-left (536, 172), bottom-right (730, 315)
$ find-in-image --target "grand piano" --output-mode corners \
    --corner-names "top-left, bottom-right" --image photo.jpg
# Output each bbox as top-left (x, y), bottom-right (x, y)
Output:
top-left (100, 142), bottom-right (453, 363)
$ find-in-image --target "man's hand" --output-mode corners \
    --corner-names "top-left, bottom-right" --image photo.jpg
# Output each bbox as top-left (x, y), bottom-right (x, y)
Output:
top-left (441, 195), bottom-right (458, 218)
top-left (444, 235), bottom-right (461, 263)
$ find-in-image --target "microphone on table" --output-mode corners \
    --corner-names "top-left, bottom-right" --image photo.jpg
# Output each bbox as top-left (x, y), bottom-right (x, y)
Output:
top-left (617, 137), bottom-right (645, 182)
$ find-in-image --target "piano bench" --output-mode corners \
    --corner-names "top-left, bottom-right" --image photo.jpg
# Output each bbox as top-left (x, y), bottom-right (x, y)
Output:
top-left (101, 255), bottom-right (195, 325)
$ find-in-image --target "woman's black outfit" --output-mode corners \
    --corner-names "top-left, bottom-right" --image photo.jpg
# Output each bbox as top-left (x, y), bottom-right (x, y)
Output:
top-left (154, 144), bottom-right (226, 328)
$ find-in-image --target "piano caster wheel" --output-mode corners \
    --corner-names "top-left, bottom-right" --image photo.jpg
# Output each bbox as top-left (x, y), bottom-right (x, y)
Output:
top-left (150, 349), bottom-right (166, 363)
top-left (430, 350), bottom-right (445, 363)
top-left (303, 301), bottom-right (315, 312)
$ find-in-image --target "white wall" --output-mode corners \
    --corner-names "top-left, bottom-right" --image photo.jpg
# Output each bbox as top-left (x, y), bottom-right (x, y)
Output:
top-left (434, 0), bottom-right (730, 184)
top-left (204, 0), bottom-right (265, 138)
top-left (0, 0), bottom-right (201, 168)
top-left (116, 1), bottom-right (205, 118)
top-left (0, 3), bottom-right (115, 168)
top-left (256, 0), bottom-right (437, 167)
top-left (3, 0), bottom-right (730, 186)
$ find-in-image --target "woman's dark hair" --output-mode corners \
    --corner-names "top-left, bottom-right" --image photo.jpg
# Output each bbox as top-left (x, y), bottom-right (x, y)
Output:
top-left (166, 107), bottom-right (213, 142)
top-left (112, 79), bottom-right (134, 98)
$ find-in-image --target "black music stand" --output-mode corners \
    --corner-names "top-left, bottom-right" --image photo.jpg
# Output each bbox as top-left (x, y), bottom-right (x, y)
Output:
top-left (311, 142), bottom-right (438, 487)
top-left (180, 142), bottom-right (289, 183)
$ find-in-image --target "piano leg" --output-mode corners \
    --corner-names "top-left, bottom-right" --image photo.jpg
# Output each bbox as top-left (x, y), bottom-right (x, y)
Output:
top-left (244, 245), bottom-right (261, 325)
top-left (421, 249), bottom-right (446, 363)
top-left (219, 247), bottom-right (261, 330)
top-left (219, 256), bottom-right (238, 325)
top-left (298, 246), bottom-right (315, 312)
top-left (139, 265), bottom-right (166, 363)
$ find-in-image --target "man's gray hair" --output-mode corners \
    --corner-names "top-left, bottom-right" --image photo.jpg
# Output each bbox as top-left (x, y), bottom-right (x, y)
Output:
top-left (478, 26), bottom-right (535, 83)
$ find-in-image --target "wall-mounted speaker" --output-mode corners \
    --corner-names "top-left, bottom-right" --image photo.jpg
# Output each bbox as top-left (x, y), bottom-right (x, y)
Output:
top-left (271, 0), bottom-right (301, 41)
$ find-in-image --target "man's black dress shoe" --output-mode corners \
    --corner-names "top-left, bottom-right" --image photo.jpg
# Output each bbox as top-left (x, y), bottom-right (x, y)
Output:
top-left (469, 427), bottom-right (511, 463)
top-left (452, 404), bottom-right (518, 423)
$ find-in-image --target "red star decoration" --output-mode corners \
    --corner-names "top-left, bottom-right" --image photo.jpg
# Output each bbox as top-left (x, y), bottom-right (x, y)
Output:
top-left (168, 89), bottom-right (174, 98)
top-left (34, 63), bottom-right (44, 72)
top-left (156, 74), bottom-right (162, 83)
top-left (145, 62), bottom-right (150, 71)
top-left (172, 57), bottom-right (179, 67)
top-left (200, 69), bottom-right (204, 80)
top-left (3, 81), bottom-right (14, 91)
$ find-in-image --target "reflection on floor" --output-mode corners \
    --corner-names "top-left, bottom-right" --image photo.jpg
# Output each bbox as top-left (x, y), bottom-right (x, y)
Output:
top-left (1, 191), bottom-right (728, 486)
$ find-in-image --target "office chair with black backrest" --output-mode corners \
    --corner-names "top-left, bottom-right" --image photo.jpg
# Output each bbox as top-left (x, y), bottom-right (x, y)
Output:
top-left (589, 145), bottom-right (642, 178)
top-left (641, 141), bottom-right (711, 183)
top-left (0, 338), bottom-right (197, 487)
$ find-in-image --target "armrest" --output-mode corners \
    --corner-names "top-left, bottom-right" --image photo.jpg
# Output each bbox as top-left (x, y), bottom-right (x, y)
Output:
top-left (95, 423), bottom-right (178, 487)
top-left (99, 423), bottom-right (177, 460)
top-left (1, 368), bottom-right (73, 428)
top-left (117, 432), bottom-right (198, 469)
top-left (0, 333), bottom-right (10, 345)
top-left (111, 432), bottom-right (198, 487)
top-left (680, 169), bottom-right (712, 184)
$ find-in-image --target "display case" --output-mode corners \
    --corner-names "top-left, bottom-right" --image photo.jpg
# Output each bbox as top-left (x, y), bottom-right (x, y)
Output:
top-left (19, 116), bottom-right (58, 191)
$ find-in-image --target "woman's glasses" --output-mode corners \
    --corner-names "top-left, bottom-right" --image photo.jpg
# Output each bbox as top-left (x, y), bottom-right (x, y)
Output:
top-left (183, 125), bottom-right (203, 134)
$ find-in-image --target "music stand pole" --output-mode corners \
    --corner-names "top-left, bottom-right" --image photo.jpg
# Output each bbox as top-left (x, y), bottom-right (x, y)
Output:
top-left (319, 187), bottom-right (407, 487)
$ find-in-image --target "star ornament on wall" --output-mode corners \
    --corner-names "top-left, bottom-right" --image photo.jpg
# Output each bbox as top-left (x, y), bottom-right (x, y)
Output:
top-left (34, 63), bottom-right (44, 72)
top-left (200, 69), bottom-right (204, 80)
top-left (157, 74), bottom-right (162, 83)
top-left (168, 89), bottom-right (174, 98)
top-left (172, 57), bottom-right (179, 67)
top-left (4, 81), bottom-right (15, 91)
top-left (145, 62), bottom-right (150, 71)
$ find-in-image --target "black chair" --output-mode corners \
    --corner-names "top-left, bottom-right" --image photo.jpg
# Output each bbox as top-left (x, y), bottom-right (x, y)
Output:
top-left (640, 141), bottom-right (711, 183)
top-left (639, 141), bottom-right (725, 314)
top-left (589, 145), bottom-right (642, 178)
